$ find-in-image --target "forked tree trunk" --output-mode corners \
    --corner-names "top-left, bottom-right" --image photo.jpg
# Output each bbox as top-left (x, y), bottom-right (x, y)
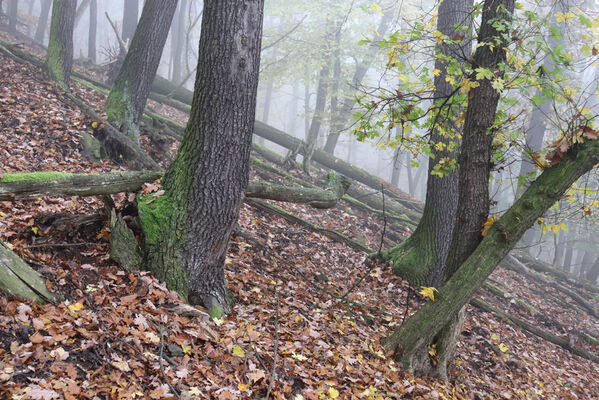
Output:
top-left (384, 129), bottom-right (599, 378)
top-left (382, 0), bottom-right (473, 287)
top-left (385, 0), bottom-right (515, 378)
top-left (104, 0), bottom-right (177, 142)
top-left (34, 0), bottom-right (51, 44)
top-left (139, 0), bottom-right (264, 317)
top-left (45, 0), bottom-right (76, 90)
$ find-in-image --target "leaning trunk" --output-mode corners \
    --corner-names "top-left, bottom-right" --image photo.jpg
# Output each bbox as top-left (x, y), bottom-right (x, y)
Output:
top-left (139, 0), bottom-right (264, 317)
top-left (34, 0), bottom-right (51, 44)
top-left (45, 0), bottom-right (76, 90)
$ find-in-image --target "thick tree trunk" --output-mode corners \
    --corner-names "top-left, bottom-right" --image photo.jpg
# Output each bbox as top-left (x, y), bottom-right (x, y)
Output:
top-left (0, 242), bottom-right (60, 304)
top-left (104, 0), bottom-right (177, 142)
top-left (122, 0), bottom-right (138, 43)
top-left (383, 0), bottom-right (473, 288)
top-left (34, 0), bottom-right (51, 44)
top-left (87, 0), bottom-right (96, 63)
top-left (45, 0), bottom-right (75, 90)
top-left (384, 128), bottom-right (599, 376)
top-left (139, 0), bottom-right (264, 317)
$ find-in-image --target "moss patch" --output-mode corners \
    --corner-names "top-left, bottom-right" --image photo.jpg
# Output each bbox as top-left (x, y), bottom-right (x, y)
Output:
top-left (0, 171), bottom-right (73, 183)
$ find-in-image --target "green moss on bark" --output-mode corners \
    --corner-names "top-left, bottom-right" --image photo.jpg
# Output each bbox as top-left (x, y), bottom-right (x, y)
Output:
top-left (138, 192), bottom-right (189, 298)
top-left (382, 232), bottom-right (436, 287)
top-left (105, 86), bottom-right (140, 142)
top-left (0, 171), bottom-right (73, 182)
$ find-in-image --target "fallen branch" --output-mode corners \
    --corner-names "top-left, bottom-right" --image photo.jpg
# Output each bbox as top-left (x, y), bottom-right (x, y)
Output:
top-left (470, 298), bottom-right (599, 364)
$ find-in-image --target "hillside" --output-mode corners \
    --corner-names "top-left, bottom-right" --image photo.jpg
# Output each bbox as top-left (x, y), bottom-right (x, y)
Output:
top-left (0, 32), bottom-right (598, 400)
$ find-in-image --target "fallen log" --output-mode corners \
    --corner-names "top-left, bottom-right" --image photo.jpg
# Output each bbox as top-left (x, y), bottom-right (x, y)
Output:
top-left (0, 171), bottom-right (163, 200)
top-left (0, 242), bottom-right (60, 304)
top-left (470, 298), bottom-right (599, 364)
top-left (0, 171), bottom-right (349, 209)
top-left (503, 255), bottom-right (599, 319)
top-left (246, 173), bottom-right (350, 209)
top-left (512, 251), bottom-right (599, 295)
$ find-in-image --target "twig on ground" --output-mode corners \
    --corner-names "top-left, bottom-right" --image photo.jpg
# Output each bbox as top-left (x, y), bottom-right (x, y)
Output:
top-left (159, 328), bottom-right (181, 399)
top-left (265, 294), bottom-right (280, 400)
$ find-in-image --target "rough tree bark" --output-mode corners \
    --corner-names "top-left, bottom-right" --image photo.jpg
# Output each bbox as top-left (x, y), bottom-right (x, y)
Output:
top-left (122, 0), bottom-right (138, 43)
top-left (45, 0), bottom-right (75, 90)
top-left (382, 0), bottom-right (473, 287)
top-left (104, 0), bottom-right (178, 142)
top-left (87, 0), bottom-right (96, 63)
top-left (34, 0), bottom-right (51, 44)
top-left (138, 0), bottom-right (264, 317)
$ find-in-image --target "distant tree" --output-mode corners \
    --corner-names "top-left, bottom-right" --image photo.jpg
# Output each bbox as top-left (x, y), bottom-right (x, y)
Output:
top-left (104, 0), bottom-right (178, 142)
top-left (170, 0), bottom-right (187, 85)
top-left (122, 0), bottom-right (138, 43)
top-left (45, 0), bottom-right (76, 90)
top-left (139, 0), bottom-right (265, 317)
top-left (87, 0), bottom-right (96, 63)
top-left (34, 0), bottom-right (51, 44)
top-left (8, 0), bottom-right (17, 34)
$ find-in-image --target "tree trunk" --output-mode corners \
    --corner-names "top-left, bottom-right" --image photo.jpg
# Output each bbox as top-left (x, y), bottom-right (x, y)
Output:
top-left (34, 0), bottom-right (51, 44)
top-left (383, 0), bottom-right (473, 288)
top-left (8, 0), bottom-right (17, 33)
top-left (87, 0), bottom-right (96, 63)
top-left (444, 0), bottom-right (515, 281)
top-left (170, 0), bottom-right (186, 85)
top-left (104, 0), bottom-right (177, 142)
top-left (385, 0), bottom-right (515, 378)
top-left (588, 257), bottom-right (599, 284)
top-left (73, 0), bottom-right (89, 29)
top-left (45, 0), bottom-right (76, 90)
top-left (122, 0), bottom-right (138, 43)
top-left (384, 126), bottom-right (599, 377)
top-left (139, 0), bottom-right (264, 317)
top-left (391, 147), bottom-right (402, 187)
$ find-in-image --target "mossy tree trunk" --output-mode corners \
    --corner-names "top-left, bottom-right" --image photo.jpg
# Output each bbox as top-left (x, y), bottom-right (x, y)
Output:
top-left (383, 0), bottom-right (473, 288)
top-left (104, 0), bottom-right (177, 143)
top-left (384, 133), bottom-right (599, 378)
top-left (139, 0), bottom-right (264, 318)
top-left (385, 0), bottom-right (515, 379)
top-left (34, 0), bottom-right (52, 44)
top-left (45, 0), bottom-right (75, 90)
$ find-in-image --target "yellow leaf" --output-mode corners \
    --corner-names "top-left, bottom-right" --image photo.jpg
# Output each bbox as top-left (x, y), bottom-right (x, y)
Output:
top-left (428, 343), bottom-right (437, 356)
top-left (498, 343), bottom-right (509, 353)
top-left (419, 286), bottom-right (438, 301)
top-left (432, 68), bottom-right (441, 76)
top-left (181, 344), bottom-right (191, 354)
top-left (328, 387), bottom-right (339, 399)
top-left (232, 345), bottom-right (245, 357)
top-left (481, 213), bottom-right (498, 237)
top-left (31, 226), bottom-right (39, 234)
top-left (212, 317), bottom-right (224, 326)
top-left (68, 302), bottom-right (83, 313)
top-left (237, 383), bottom-right (249, 391)
top-left (370, 2), bottom-right (383, 16)
top-left (91, 121), bottom-right (99, 129)
top-left (0, 212), bottom-right (7, 217)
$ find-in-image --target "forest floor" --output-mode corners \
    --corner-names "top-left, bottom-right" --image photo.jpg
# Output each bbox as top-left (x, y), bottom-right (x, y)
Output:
top-left (0, 31), bottom-right (598, 400)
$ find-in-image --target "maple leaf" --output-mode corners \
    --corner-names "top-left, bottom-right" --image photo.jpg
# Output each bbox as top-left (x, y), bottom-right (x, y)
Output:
top-left (419, 286), bottom-right (438, 301)
top-left (247, 369), bottom-right (266, 383)
top-left (498, 343), bottom-right (509, 353)
top-left (232, 345), bottom-right (245, 357)
top-left (328, 387), bottom-right (340, 398)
